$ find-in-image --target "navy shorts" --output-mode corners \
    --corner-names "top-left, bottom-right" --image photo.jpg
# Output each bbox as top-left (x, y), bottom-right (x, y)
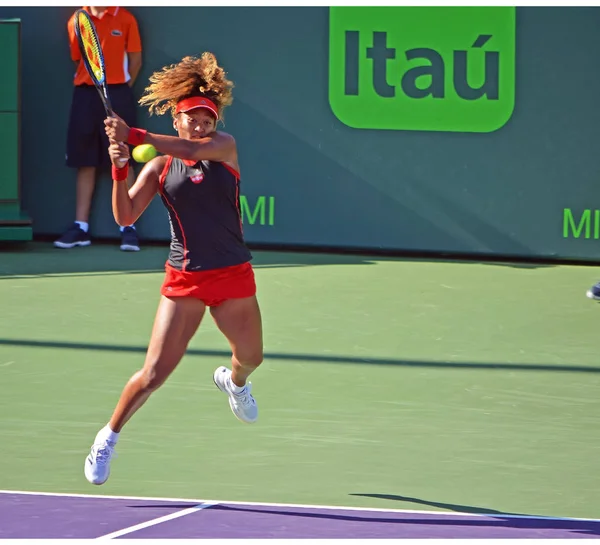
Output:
top-left (66, 84), bottom-right (137, 169)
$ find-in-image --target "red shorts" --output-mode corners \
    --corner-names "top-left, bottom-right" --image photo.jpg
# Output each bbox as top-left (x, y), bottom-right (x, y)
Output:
top-left (160, 261), bottom-right (256, 307)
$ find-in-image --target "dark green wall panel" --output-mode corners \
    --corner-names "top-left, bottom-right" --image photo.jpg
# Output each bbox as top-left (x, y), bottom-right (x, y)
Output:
top-left (1, 6), bottom-right (599, 260)
top-left (0, 20), bottom-right (18, 112)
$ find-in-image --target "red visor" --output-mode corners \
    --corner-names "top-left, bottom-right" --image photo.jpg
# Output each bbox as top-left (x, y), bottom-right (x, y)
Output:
top-left (175, 97), bottom-right (219, 119)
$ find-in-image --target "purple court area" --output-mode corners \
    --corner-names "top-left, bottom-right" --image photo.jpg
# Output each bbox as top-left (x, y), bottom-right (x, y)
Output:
top-left (1, 491), bottom-right (599, 539)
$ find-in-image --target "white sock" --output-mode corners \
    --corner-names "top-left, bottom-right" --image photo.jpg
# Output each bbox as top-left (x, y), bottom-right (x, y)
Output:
top-left (75, 221), bottom-right (89, 232)
top-left (120, 225), bottom-right (135, 232)
top-left (96, 424), bottom-right (120, 445)
top-left (229, 377), bottom-right (246, 394)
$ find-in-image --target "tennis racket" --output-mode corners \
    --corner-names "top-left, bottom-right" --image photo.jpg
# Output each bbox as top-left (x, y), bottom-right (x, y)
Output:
top-left (74, 9), bottom-right (127, 167)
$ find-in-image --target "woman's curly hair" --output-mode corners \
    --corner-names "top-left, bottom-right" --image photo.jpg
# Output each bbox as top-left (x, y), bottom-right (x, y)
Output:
top-left (138, 52), bottom-right (234, 122)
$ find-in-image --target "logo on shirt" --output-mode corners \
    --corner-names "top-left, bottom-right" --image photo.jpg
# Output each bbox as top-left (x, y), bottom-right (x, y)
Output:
top-left (190, 170), bottom-right (204, 184)
top-left (111, 29), bottom-right (123, 36)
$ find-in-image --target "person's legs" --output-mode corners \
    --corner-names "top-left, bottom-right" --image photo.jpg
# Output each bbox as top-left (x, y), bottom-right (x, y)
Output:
top-left (74, 166), bottom-right (97, 224)
top-left (71, 86), bottom-right (103, 234)
top-left (211, 295), bottom-right (263, 424)
top-left (110, 84), bottom-right (140, 251)
top-left (84, 295), bottom-right (205, 485)
top-left (55, 86), bottom-right (101, 249)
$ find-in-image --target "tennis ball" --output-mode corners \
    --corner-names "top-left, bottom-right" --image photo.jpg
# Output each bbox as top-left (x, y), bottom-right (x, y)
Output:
top-left (132, 144), bottom-right (157, 163)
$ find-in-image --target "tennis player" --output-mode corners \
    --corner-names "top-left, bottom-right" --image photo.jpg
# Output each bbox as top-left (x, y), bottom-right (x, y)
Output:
top-left (84, 52), bottom-right (263, 485)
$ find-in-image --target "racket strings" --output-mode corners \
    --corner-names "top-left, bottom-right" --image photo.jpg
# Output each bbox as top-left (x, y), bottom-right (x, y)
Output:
top-left (77, 15), bottom-right (104, 83)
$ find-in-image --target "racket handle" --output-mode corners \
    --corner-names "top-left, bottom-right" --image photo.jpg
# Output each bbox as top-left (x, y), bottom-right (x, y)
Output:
top-left (109, 112), bottom-right (128, 169)
top-left (105, 111), bottom-right (128, 169)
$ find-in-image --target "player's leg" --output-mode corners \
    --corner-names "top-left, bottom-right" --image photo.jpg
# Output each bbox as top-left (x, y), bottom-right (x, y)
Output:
top-left (55, 86), bottom-right (99, 248)
top-left (110, 295), bottom-right (206, 430)
top-left (212, 295), bottom-right (263, 387)
top-left (110, 83), bottom-right (140, 251)
top-left (211, 295), bottom-right (263, 424)
top-left (84, 295), bottom-right (205, 485)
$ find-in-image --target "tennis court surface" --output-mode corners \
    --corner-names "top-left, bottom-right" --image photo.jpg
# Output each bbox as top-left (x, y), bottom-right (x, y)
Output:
top-left (1, 243), bottom-right (599, 539)
top-left (2, 491), bottom-right (600, 539)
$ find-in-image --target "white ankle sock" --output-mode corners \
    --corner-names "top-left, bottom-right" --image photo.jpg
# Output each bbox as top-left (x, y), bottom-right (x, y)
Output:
top-left (75, 221), bottom-right (89, 232)
top-left (97, 424), bottom-right (120, 445)
top-left (229, 378), bottom-right (246, 394)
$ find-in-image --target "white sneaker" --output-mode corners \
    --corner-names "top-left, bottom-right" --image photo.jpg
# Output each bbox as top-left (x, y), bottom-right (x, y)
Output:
top-left (84, 437), bottom-right (116, 485)
top-left (213, 366), bottom-right (258, 424)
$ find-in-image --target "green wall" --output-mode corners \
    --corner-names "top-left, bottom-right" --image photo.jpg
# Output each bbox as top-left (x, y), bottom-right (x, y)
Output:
top-left (1, 6), bottom-right (600, 260)
top-left (0, 18), bottom-right (32, 240)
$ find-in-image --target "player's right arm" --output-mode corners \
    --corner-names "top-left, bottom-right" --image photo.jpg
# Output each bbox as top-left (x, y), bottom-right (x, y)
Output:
top-left (109, 141), bottom-right (165, 226)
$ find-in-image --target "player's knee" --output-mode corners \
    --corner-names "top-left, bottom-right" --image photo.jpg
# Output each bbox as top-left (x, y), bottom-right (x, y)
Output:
top-left (236, 351), bottom-right (263, 369)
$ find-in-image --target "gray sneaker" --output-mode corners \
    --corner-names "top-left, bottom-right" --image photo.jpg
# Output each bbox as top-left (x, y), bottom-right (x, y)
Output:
top-left (213, 366), bottom-right (258, 423)
top-left (84, 436), bottom-right (116, 485)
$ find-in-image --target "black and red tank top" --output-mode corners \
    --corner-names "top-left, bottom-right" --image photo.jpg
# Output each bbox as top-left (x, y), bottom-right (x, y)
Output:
top-left (159, 156), bottom-right (252, 271)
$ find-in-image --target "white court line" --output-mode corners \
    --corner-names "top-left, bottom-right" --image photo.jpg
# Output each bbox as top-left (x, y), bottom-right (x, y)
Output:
top-left (1, 489), bottom-right (599, 524)
top-left (95, 502), bottom-right (218, 539)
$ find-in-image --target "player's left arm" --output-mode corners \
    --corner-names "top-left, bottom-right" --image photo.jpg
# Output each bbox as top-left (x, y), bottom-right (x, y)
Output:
top-left (146, 131), bottom-right (236, 163)
top-left (105, 114), bottom-right (237, 163)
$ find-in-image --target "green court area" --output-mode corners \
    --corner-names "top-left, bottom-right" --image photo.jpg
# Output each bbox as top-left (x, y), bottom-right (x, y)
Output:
top-left (1, 242), bottom-right (599, 519)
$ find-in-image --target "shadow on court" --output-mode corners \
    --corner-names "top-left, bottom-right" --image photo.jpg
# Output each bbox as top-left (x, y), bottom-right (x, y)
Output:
top-left (0, 337), bottom-right (599, 374)
top-left (0, 239), bottom-right (589, 281)
top-left (350, 493), bottom-right (522, 516)
top-left (347, 494), bottom-right (600, 536)
top-left (0, 241), bottom-right (382, 279)
top-left (118, 503), bottom-right (600, 537)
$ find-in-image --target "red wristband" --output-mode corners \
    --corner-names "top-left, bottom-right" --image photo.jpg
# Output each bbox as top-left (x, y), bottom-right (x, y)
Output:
top-left (127, 127), bottom-right (147, 146)
top-left (111, 163), bottom-right (129, 182)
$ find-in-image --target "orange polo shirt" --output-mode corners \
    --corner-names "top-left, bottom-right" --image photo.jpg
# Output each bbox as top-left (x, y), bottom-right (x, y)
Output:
top-left (68, 6), bottom-right (142, 86)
